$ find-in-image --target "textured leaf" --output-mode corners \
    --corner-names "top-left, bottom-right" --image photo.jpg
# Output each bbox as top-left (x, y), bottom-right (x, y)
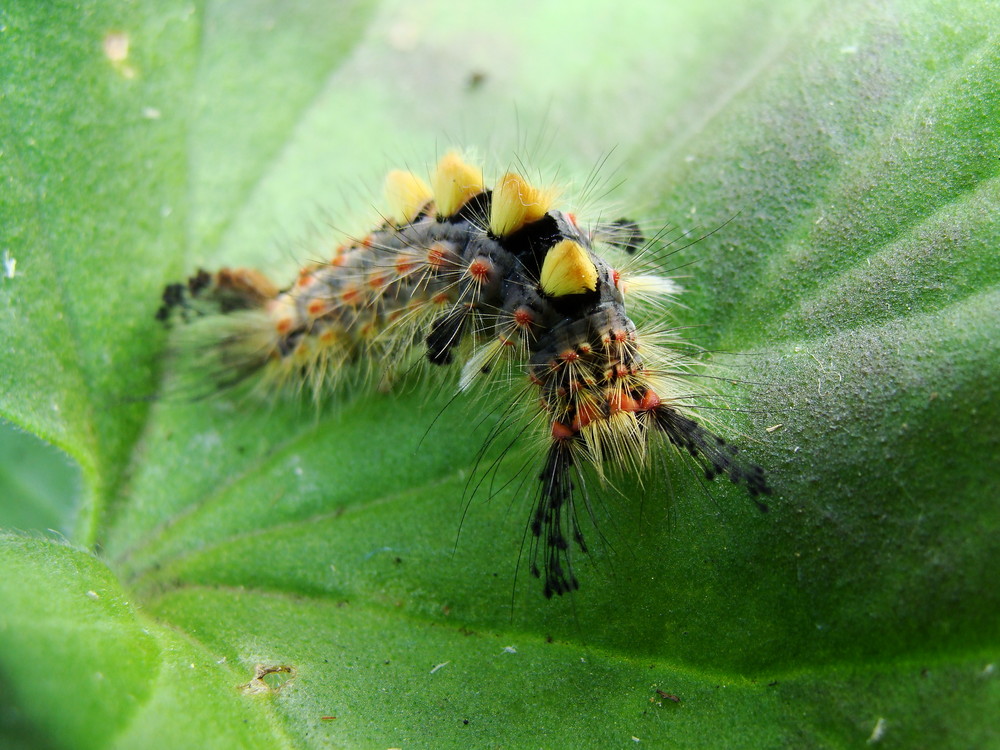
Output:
top-left (1, 0), bottom-right (998, 747)
top-left (0, 423), bottom-right (79, 533)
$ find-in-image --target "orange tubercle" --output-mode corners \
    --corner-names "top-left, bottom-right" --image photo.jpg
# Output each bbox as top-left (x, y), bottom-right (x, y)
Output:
top-left (639, 389), bottom-right (661, 411)
top-left (571, 402), bottom-right (599, 431)
top-left (513, 308), bottom-right (534, 327)
top-left (426, 243), bottom-right (449, 268)
top-left (467, 258), bottom-right (492, 283)
top-left (609, 391), bottom-right (639, 414)
top-left (306, 299), bottom-right (328, 317)
top-left (551, 421), bottom-right (574, 441)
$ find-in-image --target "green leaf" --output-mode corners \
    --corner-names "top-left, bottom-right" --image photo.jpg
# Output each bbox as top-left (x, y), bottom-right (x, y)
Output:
top-left (0, 421), bottom-right (80, 533)
top-left (0, 535), bottom-right (293, 749)
top-left (2, 0), bottom-right (998, 748)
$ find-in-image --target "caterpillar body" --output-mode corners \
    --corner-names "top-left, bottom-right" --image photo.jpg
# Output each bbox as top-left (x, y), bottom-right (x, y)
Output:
top-left (158, 151), bottom-right (772, 598)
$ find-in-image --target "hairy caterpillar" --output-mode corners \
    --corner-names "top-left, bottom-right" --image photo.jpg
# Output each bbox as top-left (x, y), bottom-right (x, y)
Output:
top-left (157, 151), bottom-right (772, 598)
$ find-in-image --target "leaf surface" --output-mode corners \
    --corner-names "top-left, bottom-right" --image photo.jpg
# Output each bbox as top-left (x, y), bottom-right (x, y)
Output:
top-left (1, 0), bottom-right (997, 747)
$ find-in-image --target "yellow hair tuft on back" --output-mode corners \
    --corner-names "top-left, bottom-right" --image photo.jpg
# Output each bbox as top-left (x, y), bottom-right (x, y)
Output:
top-left (540, 240), bottom-right (598, 297)
top-left (432, 151), bottom-right (484, 218)
top-left (384, 170), bottom-right (433, 225)
top-left (489, 172), bottom-right (555, 237)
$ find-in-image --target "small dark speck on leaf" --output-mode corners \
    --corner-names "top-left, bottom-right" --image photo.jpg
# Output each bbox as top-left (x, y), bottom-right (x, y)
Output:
top-left (466, 71), bottom-right (486, 90)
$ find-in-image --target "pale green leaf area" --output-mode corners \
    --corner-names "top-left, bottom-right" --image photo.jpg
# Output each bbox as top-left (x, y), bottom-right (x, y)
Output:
top-left (0, 421), bottom-right (80, 532)
top-left (1, 0), bottom-right (998, 748)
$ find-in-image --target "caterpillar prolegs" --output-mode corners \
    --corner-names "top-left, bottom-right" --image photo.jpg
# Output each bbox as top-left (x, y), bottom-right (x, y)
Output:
top-left (158, 151), bottom-right (772, 599)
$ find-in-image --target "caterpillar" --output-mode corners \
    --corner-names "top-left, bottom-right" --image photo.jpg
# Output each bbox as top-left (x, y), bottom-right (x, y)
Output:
top-left (157, 150), bottom-right (772, 598)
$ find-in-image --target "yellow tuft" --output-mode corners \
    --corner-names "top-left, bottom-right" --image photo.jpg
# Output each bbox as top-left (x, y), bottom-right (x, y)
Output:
top-left (432, 151), bottom-right (484, 218)
top-left (384, 170), bottom-right (433, 225)
top-left (540, 240), bottom-right (598, 297)
top-left (619, 273), bottom-right (681, 299)
top-left (489, 172), bottom-right (554, 237)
